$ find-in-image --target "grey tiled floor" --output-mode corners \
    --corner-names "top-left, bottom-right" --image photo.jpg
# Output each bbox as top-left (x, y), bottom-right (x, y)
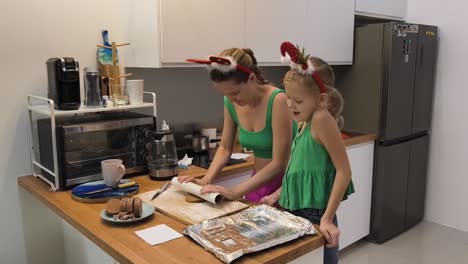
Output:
top-left (339, 221), bottom-right (468, 264)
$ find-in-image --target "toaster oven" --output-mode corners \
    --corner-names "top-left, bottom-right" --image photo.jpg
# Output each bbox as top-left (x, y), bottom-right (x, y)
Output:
top-left (37, 112), bottom-right (155, 189)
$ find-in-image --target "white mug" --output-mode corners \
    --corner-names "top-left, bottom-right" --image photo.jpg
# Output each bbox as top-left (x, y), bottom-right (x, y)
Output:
top-left (201, 128), bottom-right (217, 149)
top-left (101, 159), bottom-right (126, 186)
top-left (126, 79), bottom-right (144, 105)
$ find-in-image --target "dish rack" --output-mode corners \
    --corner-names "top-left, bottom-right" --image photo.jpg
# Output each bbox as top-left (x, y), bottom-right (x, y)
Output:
top-left (27, 92), bottom-right (157, 191)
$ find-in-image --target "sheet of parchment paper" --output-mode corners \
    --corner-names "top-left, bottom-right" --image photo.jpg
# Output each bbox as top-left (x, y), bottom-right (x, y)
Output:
top-left (171, 177), bottom-right (222, 204)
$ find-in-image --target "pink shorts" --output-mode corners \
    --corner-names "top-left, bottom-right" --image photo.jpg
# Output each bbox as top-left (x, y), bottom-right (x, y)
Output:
top-left (245, 171), bottom-right (284, 203)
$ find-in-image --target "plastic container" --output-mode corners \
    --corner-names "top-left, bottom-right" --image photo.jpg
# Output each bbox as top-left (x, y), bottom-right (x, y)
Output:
top-left (83, 66), bottom-right (102, 107)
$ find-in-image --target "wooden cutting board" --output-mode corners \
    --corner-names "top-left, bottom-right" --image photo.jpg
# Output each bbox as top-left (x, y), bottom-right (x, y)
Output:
top-left (139, 187), bottom-right (249, 225)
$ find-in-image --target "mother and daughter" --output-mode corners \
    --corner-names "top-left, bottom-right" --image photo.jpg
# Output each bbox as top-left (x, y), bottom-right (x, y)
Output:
top-left (180, 41), bottom-right (354, 264)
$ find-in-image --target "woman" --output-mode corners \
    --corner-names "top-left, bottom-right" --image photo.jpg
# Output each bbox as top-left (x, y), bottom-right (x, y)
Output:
top-left (180, 48), bottom-right (296, 203)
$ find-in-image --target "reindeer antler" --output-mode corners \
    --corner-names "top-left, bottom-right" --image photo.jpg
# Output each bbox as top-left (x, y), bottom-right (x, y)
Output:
top-left (279, 41), bottom-right (325, 94)
top-left (280, 41), bottom-right (299, 64)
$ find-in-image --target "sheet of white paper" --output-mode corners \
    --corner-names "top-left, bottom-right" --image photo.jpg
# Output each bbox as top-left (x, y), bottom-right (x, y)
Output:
top-left (231, 153), bottom-right (250, 160)
top-left (135, 224), bottom-right (182, 246)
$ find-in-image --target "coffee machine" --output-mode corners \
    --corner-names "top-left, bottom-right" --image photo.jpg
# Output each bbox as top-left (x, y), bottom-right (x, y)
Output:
top-left (46, 57), bottom-right (81, 110)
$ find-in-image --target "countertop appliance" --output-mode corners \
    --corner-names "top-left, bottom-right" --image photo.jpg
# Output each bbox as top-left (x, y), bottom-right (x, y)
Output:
top-left (184, 134), bottom-right (221, 153)
top-left (147, 130), bottom-right (178, 181)
top-left (37, 112), bottom-right (155, 189)
top-left (341, 22), bottom-right (438, 243)
top-left (46, 57), bottom-right (81, 110)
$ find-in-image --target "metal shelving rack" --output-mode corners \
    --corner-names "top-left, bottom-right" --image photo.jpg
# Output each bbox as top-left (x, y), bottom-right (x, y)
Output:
top-left (27, 92), bottom-right (157, 191)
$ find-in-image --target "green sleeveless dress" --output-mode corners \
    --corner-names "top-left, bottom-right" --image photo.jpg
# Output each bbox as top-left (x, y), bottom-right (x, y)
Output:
top-left (279, 121), bottom-right (355, 210)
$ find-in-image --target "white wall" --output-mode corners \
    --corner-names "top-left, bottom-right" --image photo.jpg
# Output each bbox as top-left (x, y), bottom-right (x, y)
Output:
top-left (2, 1), bottom-right (133, 263)
top-left (407, 0), bottom-right (468, 232)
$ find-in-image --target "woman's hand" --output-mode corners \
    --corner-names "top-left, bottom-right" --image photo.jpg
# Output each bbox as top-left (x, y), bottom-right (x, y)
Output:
top-left (178, 176), bottom-right (209, 186)
top-left (320, 218), bottom-right (340, 248)
top-left (259, 193), bottom-right (279, 206)
top-left (200, 184), bottom-right (239, 200)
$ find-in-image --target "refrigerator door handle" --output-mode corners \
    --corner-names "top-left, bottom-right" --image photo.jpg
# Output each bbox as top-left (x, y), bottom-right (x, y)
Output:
top-left (418, 44), bottom-right (424, 70)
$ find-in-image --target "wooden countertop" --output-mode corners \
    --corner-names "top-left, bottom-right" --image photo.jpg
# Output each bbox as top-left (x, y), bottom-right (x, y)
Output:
top-left (17, 134), bottom-right (375, 263)
top-left (18, 161), bottom-right (324, 264)
top-left (180, 152), bottom-right (255, 178)
top-left (343, 133), bottom-right (376, 147)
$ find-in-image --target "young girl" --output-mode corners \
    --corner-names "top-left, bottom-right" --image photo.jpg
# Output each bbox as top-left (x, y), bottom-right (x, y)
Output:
top-left (262, 42), bottom-right (354, 264)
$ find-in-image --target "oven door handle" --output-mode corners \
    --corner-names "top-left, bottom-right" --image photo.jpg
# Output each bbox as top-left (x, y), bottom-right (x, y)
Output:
top-left (62, 118), bottom-right (154, 133)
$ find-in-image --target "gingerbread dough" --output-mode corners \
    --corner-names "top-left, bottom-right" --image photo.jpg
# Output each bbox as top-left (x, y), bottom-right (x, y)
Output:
top-left (185, 193), bottom-right (204, 203)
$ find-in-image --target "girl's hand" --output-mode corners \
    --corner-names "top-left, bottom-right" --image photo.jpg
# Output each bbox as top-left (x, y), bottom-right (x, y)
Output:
top-left (178, 176), bottom-right (209, 186)
top-left (320, 218), bottom-right (340, 248)
top-left (200, 184), bottom-right (239, 200)
top-left (259, 193), bottom-right (279, 207)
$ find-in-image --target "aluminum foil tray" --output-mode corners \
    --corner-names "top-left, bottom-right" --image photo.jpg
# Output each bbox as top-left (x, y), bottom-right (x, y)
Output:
top-left (183, 204), bottom-right (316, 263)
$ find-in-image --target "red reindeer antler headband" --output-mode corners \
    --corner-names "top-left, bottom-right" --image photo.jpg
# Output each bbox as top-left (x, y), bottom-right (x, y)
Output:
top-left (186, 56), bottom-right (253, 75)
top-left (280, 41), bottom-right (327, 94)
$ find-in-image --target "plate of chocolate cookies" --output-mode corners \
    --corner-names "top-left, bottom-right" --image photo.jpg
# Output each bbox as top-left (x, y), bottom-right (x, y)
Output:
top-left (101, 197), bottom-right (155, 224)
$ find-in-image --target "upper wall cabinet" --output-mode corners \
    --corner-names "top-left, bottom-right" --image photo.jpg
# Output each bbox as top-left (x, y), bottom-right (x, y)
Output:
top-left (307, 0), bottom-right (355, 64)
top-left (159, 0), bottom-right (245, 64)
top-left (124, 0), bottom-right (161, 68)
top-left (244, 0), bottom-right (308, 64)
top-left (125, 0), bottom-right (355, 67)
top-left (355, 0), bottom-right (407, 20)
top-left (244, 0), bottom-right (355, 65)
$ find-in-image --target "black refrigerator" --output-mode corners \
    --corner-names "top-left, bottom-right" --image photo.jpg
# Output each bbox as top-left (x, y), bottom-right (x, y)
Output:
top-left (340, 22), bottom-right (439, 243)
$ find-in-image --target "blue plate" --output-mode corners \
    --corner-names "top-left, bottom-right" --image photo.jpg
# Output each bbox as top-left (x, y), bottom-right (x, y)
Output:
top-left (101, 203), bottom-right (155, 224)
top-left (72, 179), bottom-right (139, 203)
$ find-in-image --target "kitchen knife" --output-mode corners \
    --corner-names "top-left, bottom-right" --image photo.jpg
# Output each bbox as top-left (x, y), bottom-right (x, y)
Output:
top-left (83, 181), bottom-right (136, 195)
top-left (151, 182), bottom-right (171, 201)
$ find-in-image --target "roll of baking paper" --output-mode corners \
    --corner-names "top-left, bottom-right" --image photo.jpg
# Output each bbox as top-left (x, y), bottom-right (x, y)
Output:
top-left (171, 177), bottom-right (222, 204)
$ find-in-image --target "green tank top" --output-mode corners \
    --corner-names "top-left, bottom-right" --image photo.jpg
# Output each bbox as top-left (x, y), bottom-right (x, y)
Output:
top-left (224, 89), bottom-right (297, 159)
top-left (279, 121), bottom-right (355, 211)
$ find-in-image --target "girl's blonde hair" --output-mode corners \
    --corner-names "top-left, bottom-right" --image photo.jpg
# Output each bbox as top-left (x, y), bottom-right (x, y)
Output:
top-left (210, 48), bottom-right (268, 84)
top-left (284, 57), bottom-right (344, 128)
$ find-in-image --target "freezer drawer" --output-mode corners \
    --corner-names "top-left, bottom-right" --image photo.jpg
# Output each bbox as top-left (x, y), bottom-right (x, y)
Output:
top-left (406, 135), bottom-right (430, 228)
top-left (368, 140), bottom-right (410, 243)
top-left (368, 135), bottom-right (430, 243)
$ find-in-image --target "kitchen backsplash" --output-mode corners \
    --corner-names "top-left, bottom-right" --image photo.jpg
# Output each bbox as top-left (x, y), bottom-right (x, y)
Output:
top-left (127, 66), bottom-right (347, 144)
top-left (127, 66), bottom-right (289, 142)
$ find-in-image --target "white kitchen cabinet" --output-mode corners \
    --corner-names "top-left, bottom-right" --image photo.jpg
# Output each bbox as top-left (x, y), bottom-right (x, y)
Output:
top-left (337, 141), bottom-right (374, 250)
top-left (306, 0), bottom-right (355, 64)
top-left (245, 0), bottom-right (308, 64)
top-left (356, 0), bottom-right (407, 20)
top-left (246, 0), bottom-right (354, 65)
top-left (62, 220), bottom-right (117, 264)
top-left (159, 0), bottom-right (245, 64)
top-left (124, 0), bottom-right (161, 68)
top-left (127, 0), bottom-right (355, 66)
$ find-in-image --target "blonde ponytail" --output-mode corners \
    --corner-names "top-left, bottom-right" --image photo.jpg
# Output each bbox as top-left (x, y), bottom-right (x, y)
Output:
top-left (326, 86), bottom-right (344, 128)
